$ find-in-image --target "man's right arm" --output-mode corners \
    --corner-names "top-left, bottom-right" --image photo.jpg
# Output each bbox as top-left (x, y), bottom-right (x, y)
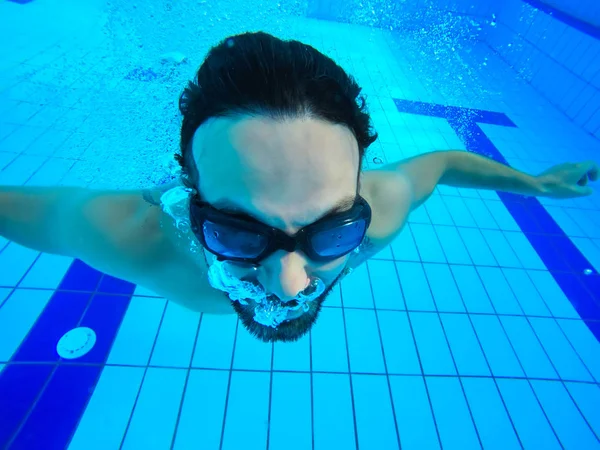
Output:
top-left (0, 185), bottom-right (165, 273)
top-left (0, 184), bottom-right (232, 314)
top-left (1, 185), bottom-right (90, 255)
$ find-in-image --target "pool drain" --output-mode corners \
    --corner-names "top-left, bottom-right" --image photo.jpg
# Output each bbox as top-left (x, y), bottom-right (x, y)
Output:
top-left (56, 327), bottom-right (97, 359)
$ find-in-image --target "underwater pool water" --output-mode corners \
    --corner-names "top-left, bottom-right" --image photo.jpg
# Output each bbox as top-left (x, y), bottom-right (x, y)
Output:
top-left (0, 0), bottom-right (599, 448)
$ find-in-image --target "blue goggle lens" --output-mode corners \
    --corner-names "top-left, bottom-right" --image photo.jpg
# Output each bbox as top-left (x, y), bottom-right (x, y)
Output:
top-left (202, 219), bottom-right (366, 261)
top-left (310, 220), bottom-right (367, 258)
top-left (203, 221), bottom-right (269, 259)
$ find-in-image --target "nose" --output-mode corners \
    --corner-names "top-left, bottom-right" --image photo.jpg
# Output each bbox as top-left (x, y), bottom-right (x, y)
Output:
top-left (258, 251), bottom-right (310, 302)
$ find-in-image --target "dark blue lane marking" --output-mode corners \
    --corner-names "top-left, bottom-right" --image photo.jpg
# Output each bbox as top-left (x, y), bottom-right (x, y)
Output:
top-left (0, 262), bottom-right (134, 449)
top-left (98, 276), bottom-right (137, 296)
top-left (10, 365), bottom-right (101, 450)
top-left (59, 260), bottom-right (136, 296)
top-left (11, 292), bottom-right (93, 362)
top-left (0, 364), bottom-right (53, 446)
top-left (59, 260), bottom-right (103, 292)
top-left (521, 0), bottom-right (600, 41)
top-left (394, 99), bottom-right (600, 340)
top-left (6, 0), bottom-right (35, 4)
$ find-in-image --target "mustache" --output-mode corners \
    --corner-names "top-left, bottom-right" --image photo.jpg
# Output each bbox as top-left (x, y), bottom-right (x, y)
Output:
top-left (229, 274), bottom-right (323, 304)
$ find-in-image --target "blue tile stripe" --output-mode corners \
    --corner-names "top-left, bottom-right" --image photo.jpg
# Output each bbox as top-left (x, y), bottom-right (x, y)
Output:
top-left (0, 364), bottom-right (54, 446)
top-left (521, 0), bottom-right (600, 41)
top-left (394, 100), bottom-right (516, 127)
top-left (0, 261), bottom-right (133, 449)
top-left (11, 365), bottom-right (103, 450)
top-left (394, 99), bottom-right (600, 341)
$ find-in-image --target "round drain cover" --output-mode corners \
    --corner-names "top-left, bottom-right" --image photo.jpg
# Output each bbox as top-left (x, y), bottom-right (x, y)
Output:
top-left (56, 327), bottom-right (97, 359)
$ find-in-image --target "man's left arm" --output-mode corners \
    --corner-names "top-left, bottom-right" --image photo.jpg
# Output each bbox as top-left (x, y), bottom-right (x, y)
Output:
top-left (391, 150), bottom-right (599, 209)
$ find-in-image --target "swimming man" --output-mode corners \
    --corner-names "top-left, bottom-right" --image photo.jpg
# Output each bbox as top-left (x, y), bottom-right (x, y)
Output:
top-left (1, 32), bottom-right (597, 342)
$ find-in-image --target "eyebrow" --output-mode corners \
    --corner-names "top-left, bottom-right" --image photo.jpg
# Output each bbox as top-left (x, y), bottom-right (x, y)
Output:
top-left (213, 194), bottom-right (358, 228)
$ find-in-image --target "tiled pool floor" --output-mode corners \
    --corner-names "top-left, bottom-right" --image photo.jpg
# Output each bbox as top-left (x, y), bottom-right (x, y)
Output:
top-left (1, 8), bottom-right (600, 450)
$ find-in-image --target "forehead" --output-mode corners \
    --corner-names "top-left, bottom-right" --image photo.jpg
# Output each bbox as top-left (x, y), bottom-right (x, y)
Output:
top-left (191, 115), bottom-right (360, 229)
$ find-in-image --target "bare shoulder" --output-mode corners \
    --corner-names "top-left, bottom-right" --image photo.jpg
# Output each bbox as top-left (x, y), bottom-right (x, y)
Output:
top-left (362, 169), bottom-right (413, 234)
top-left (349, 169), bottom-right (413, 268)
top-left (79, 183), bottom-right (232, 314)
top-left (134, 183), bottom-right (233, 313)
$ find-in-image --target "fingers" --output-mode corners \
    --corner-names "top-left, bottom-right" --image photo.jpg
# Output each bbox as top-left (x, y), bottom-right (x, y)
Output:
top-left (579, 160), bottom-right (599, 181)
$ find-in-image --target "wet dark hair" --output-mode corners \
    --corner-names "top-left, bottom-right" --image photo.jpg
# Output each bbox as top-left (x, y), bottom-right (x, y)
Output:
top-left (175, 31), bottom-right (378, 182)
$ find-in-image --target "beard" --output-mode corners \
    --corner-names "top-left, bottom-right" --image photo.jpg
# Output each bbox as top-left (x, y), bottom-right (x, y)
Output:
top-left (205, 255), bottom-right (348, 342)
top-left (230, 277), bottom-right (340, 342)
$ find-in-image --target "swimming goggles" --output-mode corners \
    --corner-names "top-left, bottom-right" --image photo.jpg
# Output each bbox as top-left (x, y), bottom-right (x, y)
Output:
top-left (189, 194), bottom-right (372, 265)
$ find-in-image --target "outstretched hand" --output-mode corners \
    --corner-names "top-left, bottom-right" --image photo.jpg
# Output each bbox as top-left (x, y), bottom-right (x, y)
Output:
top-left (537, 161), bottom-right (598, 198)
